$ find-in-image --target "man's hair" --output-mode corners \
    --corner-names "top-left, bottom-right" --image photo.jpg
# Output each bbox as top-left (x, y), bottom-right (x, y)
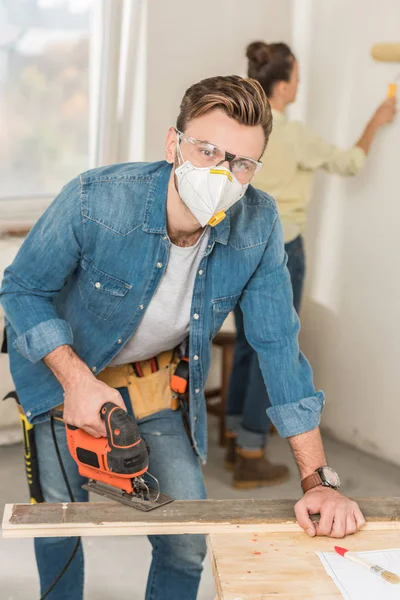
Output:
top-left (176, 75), bottom-right (272, 148)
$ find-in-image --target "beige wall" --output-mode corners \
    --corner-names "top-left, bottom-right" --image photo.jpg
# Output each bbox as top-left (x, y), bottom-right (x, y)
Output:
top-left (145, 0), bottom-right (293, 161)
top-left (296, 0), bottom-right (400, 465)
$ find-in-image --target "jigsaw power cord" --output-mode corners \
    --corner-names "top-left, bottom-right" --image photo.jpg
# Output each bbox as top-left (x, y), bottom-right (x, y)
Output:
top-left (38, 413), bottom-right (81, 600)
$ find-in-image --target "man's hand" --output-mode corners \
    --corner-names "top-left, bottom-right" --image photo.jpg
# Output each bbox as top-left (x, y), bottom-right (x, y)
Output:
top-left (43, 345), bottom-right (126, 438)
top-left (295, 486), bottom-right (366, 538)
top-left (63, 373), bottom-right (126, 438)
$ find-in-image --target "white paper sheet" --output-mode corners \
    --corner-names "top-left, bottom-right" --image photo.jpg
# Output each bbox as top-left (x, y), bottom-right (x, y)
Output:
top-left (317, 549), bottom-right (400, 600)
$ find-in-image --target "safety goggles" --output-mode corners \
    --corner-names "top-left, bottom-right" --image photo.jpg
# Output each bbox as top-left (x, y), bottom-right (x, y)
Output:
top-left (176, 129), bottom-right (263, 183)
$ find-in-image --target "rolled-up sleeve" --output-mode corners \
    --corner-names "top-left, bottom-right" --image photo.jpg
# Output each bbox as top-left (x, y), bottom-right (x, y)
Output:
top-left (239, 212), bottom-right (325, 438)
top-left (0, 176), bottom-right (83, 363)
top-left (297, 122), bottom-right (366, 176)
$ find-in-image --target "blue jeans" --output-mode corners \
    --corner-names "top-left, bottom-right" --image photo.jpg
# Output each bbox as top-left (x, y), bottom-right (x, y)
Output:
top-left (34, 393), bottom-right (207, 600)
top-left (227, 235), bottom-right (305, 449)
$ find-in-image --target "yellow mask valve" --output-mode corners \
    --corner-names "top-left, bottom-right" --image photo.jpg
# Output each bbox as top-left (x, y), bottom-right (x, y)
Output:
top-left (208, 211), bottom-right (226, 227)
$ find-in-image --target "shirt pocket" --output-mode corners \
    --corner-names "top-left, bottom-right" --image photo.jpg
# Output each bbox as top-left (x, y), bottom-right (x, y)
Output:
top-left (77, 257), bottom-right (132, 321)
top-left (211, 294), bottom-right (240, 338)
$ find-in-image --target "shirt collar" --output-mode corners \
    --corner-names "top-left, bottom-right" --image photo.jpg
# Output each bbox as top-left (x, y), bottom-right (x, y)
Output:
top-left (142, 162), bottom-right (171, 234)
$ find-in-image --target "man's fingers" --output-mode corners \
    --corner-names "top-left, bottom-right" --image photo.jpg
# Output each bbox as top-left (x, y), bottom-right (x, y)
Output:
top-left (83, 420), bottom-right (107, 438)
top-left (329, 509), bottom-right (348, 538)
top-left (108, 390), bottom-right (127, 411)
top-left (344, 514), bottom-right (358, 536)
top-left (354, 507), bottom-right (366, 531)
top-left (295, 500), bottom-right (316, 537)
top-left (84, 426), bottom-right (105, 438)
top-left (316, 501), bottom-right (335, 536)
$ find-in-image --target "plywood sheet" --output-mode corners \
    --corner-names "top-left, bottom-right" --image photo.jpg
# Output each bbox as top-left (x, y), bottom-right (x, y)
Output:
top-left (209, 529), bottom-right (400, 599)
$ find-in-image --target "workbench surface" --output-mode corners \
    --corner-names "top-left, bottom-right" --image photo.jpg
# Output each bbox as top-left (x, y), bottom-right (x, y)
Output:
top-left (209, 529), bottom-right (400, 599)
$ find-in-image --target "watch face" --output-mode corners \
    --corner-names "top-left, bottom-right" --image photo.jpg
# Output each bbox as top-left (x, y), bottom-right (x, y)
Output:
top-left (320, 466), bottom-right (341, 488)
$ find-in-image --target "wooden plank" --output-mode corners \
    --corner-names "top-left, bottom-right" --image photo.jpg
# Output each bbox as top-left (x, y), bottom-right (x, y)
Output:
top-left (2, 498), bottom-right (400, 539)
top-left (209, 529), bottom-right (400, 599)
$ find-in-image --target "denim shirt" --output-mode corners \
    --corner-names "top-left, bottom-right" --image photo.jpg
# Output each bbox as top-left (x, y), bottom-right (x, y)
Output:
top-left (0, 161), bottom-right (324, 461)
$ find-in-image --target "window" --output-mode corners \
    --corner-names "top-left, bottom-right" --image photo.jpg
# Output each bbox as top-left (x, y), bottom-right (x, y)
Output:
top-left (0, 0), bottom-right (93, 199)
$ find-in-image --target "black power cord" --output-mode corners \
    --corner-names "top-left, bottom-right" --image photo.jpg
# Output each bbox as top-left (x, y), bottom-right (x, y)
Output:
top-left (38, 414), bottom-right (82, 600)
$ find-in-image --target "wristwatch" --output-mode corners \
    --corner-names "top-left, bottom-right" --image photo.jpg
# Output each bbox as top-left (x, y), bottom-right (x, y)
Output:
top-left (301, 466), bottom-right (341, 493)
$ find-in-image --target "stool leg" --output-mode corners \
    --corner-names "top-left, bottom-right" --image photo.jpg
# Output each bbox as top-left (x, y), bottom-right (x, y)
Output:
top-left (220, 343), bottom-right (235, 446)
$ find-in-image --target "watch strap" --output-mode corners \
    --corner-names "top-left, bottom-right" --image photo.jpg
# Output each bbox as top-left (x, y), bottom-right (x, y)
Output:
top-left (301, 471), bottom-right (323, 493)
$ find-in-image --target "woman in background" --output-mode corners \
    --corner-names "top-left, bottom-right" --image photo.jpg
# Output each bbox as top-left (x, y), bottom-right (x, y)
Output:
top-left (226, 41), bottom-right (396, 489)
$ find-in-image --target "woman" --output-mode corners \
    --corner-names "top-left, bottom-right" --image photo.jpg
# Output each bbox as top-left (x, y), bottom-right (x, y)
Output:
top-left (226, 41), bottom-right (396, 489)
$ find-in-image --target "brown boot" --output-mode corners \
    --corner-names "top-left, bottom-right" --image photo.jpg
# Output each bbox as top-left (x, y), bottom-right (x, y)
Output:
top-left (224, 433), bottom-right (237, 470)
top-left (233, 448), bottom-right (290, 489)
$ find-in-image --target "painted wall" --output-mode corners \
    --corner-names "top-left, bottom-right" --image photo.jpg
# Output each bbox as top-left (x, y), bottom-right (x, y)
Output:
top-left (144, 0), bottom-right (293, 160)
top-left (295, 1), bottom-right (400, 464)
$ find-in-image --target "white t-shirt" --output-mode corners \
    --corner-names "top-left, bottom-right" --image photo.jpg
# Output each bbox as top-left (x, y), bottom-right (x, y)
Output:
top-left (109, 228), bottom-right (210, 365)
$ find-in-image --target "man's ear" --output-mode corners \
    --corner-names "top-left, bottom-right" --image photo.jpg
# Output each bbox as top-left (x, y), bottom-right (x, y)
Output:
top-left (165, 127), bottom-right (178, 164)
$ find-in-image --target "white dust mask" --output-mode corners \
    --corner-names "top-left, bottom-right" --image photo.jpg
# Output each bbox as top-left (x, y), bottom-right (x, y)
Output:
top-left (175, 161), bottom-right (249, 227)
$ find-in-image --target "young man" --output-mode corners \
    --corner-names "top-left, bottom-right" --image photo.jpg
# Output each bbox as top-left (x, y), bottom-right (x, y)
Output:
top-left (1, 76), bottom-right (364, 600)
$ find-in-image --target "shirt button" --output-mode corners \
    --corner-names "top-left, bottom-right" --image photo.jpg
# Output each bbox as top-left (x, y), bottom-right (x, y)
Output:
top-left (26, 411), bottom-right (32, 417)
top-left (195, 388), bottom-right (200, 393)
top-left (117, 339), bottom-right (122, 344)
top-left (198, 270), bottom-right (203, 275)
top-left (163, 235), bottom-right (168, 241)
top-left (193, 355), bottom-right (199, 361)
top-left (194, 416), bottom-right (198, 422)
top-left (94, 282), bottom-right (101, 289)
top-left (92, 366), bottom-right (97, 372)
top-left (156, 262), bottom-right (163, 268)
top-left (193, 313), bottom-right (199, 320)
top-left (140, 304), bottom-right (144, 310)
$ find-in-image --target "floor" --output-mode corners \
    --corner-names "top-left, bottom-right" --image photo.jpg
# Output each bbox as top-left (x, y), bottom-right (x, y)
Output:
top-left (1, 417), bottom-right (400, 600)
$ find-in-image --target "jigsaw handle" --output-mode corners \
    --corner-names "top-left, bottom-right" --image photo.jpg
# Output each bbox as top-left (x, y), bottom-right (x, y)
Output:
top-left (100, 402), bottom-right (149, 476)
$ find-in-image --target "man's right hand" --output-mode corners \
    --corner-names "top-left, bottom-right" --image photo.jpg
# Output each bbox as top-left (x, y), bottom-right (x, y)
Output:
top-left (43, 345), bottom-right (127, 438)
top-left (63, 374), bottom-right (126, 438)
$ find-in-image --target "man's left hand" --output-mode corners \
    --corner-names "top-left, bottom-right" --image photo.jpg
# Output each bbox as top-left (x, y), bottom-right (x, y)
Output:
top-left (295, 487), bottom-right (366, 538)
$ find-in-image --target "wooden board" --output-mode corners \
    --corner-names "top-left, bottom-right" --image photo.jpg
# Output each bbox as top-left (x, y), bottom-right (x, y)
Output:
top-left (209, 529), bottom-right (400, 599)
top-left (2, 498), bottom-right (400, 539)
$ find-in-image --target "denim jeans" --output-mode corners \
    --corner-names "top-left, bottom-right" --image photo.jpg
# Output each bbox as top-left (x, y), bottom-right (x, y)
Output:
top-left (34, 391), bottom-right (207, 600)
top-left (227, 235), bottom-right (306, 449)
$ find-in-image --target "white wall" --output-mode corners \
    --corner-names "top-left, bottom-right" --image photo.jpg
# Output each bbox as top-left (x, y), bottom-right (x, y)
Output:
top-left (144, 0), bottom-right (293, 160)
top-left (143, 0), bottom-right (293, 390)
top-left (296, 1), bottom-right (400, 464)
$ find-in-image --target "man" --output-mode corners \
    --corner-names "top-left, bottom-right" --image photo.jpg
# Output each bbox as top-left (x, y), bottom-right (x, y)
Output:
top-left (1, 75), bottom-right (364, 600)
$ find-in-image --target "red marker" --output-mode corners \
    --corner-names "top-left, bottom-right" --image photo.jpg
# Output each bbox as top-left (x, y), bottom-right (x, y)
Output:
top-left (334, 546), bottom-right (400, 585)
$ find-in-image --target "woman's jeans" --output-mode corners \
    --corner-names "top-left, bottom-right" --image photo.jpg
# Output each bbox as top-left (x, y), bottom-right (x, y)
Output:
top-left (227, 235), bottom-right (305, 449)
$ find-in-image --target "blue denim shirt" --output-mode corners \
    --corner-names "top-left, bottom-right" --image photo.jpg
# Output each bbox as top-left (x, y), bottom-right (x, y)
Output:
top-left (0, 161), bottom-right (324, 461)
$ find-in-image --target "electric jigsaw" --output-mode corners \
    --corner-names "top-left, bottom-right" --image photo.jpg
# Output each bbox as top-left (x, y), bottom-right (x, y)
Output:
top-left (64, 402), bottom-right (173, 511)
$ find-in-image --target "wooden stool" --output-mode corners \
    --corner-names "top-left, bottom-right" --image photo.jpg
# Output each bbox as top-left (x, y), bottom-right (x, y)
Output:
top-left (205, 331), bottom-right (236, 447)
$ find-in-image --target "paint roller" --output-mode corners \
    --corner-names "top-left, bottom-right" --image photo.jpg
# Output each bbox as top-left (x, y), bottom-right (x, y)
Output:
top-left (371, 44), bottom-right (400, 98)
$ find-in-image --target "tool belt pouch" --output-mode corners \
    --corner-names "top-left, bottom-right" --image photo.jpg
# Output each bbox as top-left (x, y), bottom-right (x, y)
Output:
top-left (97, 350), bottom-right (181, 420)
